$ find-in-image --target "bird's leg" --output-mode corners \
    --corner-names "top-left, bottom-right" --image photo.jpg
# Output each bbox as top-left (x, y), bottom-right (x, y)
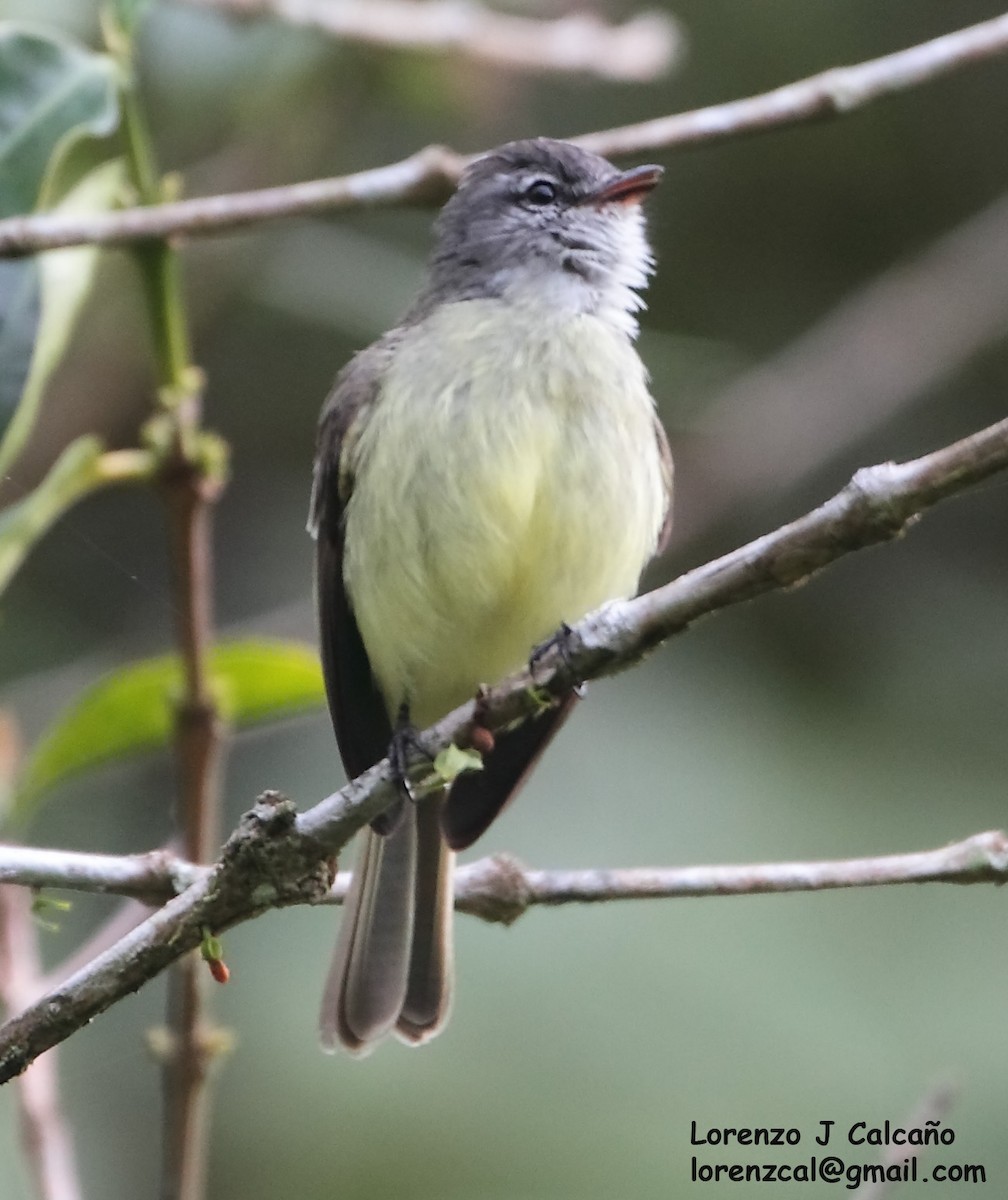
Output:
top-left (372, 702), bottom-right (432, 835)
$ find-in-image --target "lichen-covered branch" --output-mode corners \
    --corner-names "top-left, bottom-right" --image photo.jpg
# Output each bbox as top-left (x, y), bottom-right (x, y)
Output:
top-left (0, 415), bottom-right (1005, 1081)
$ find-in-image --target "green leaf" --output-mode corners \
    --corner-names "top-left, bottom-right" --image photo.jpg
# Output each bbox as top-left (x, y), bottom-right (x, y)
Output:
top-left (0, 159), bottom-right (127, 476)
top-left (0, 26), bottom-right (121, 466)
top-left (433, 743), bottom-right (484, 784)
top-left (0, 434), bottom-right (105, 597)
top-left (209, 639), bottom-right (326, 727)
top-left (0, 24), bottom-right (120, 219)
top-left (0, 258), bottom-right (41, 455)
top-left (11, 639), bottom-right (326, 823)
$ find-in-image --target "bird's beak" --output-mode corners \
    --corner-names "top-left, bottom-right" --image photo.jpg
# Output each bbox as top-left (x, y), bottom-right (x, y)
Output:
top-left (587, 164), bottom-right (664, 206)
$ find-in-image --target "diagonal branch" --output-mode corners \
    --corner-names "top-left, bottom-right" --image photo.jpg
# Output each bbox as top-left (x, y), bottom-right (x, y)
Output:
top-left (0, 414), bottom-right (1006, 1082)
top-left (181, 0), bottom-right (682, 81)
top-left (2, 13), bottom-right (1008, 254)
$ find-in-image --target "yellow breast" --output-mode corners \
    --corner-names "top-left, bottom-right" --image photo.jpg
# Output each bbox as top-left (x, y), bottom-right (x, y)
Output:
top-left (343, 298), bottom-right (667, 727)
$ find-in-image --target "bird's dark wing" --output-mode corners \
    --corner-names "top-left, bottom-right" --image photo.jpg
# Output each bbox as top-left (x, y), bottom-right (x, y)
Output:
top-left (311, 341), bottom-right (398, 780)
top-left (441, 693), bottom-right (579, 851)
top-left (654, 411), bottom-right (675, 555)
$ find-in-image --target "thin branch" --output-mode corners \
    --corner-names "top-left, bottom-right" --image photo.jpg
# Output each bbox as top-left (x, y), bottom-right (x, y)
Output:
top-left (1, 832), bottom-right (1006, 924)
top-left (0, 887), bottom-right (82, 1200)
top-left (0, 845), bottom-right (204, 902)
top-left (0, 415), bottom-right (1006, 1081)
top-left (451, 834), bottom-right (1008, 924)
top-left (182, 0), bottom-right (682, 81)
top-left (575, 11), bottom-right (1008, 158)
top-left (0, 145), bottom-right (465, 254)
top-left (2, 14), bottom-right (1008, 254)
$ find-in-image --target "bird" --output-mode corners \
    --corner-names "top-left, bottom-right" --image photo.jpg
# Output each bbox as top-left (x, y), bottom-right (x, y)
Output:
top-left (309, 137), bottom-right (672, 1054)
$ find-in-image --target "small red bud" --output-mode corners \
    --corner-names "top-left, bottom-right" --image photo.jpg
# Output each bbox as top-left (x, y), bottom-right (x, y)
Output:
top-left (207, 958), bottom-right (230, 984)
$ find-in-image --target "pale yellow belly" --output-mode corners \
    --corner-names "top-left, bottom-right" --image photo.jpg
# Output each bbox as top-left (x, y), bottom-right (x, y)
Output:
top-left (343, 300), bottom-right (667, 728)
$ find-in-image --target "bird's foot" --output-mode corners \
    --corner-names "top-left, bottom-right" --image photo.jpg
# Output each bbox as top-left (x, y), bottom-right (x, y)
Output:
top-left (372, 703), bottom-right (432, 835)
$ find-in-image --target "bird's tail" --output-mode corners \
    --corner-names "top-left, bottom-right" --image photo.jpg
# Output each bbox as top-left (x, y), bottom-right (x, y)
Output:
top-left (319, 799), bottom-right (454, 1055)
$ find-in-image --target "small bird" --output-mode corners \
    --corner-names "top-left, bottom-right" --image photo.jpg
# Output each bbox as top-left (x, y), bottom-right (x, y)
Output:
top-left (310, 137), bottom-right (672, 1054)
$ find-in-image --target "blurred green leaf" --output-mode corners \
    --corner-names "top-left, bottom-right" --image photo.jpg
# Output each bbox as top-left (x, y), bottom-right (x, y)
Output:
top-left (0, 159), bottom-right (126, 477)
top-left (209, 638), bottom-right (325, 727)
top-left (0, 434), bottom-right (104, 596)
top-left (0, 258), bottom-right (41, 456)
top-left (0, 25), bottom-right (121, 465)
top-left (11, 639), bottom-right (325, 822)
top-left (0, 24), bottom-right (120, 219)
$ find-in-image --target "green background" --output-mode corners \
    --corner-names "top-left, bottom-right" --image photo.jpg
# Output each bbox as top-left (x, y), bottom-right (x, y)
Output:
top-left (2, 1), bottom-right (1007, 1196)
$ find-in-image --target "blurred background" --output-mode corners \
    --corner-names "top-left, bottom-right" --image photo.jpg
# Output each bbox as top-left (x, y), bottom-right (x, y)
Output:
top-left (2, 0), bottom-right (1008, 1196)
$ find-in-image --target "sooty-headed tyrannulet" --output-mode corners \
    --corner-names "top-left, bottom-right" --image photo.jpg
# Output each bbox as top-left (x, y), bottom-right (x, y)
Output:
top-left (310, 138), bottom-right (672, 1054)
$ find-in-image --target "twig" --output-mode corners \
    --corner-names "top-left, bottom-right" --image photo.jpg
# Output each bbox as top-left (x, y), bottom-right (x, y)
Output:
top-left (2, 14), bottom-right (1008, 254)
top-left (0, 415), bottom-right (1006, 1081)
top-left (1, 832), bottom-right (1006, 923)
top-left (0, 887), bottom-right (81, 1200)
top-left (0, 845), bottom-right (204, 901)
top-left (182, 0), bottom-right (681, 81)
top-left (451, 834), bottom-right (1008, 923)
top-left (0, 145), bottom-right (464, 253)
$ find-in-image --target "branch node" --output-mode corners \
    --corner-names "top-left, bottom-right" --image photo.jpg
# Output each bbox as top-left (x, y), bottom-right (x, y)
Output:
top-left (217, 793), bottom-right (331, 911)
top-left (455, 853), bottom-right (532, 925)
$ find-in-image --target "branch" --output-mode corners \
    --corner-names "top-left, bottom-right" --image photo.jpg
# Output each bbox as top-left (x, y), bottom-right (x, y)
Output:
top-left (182, 0), bottom-right (681, 81)
top-left (2, 832), bottom-right (1006, 923)
top-left (451, 833), bottom-right (1008, 924)
top-left (2, 13), bottom-right (1008, 254)
top-left (0, 845), bottom-right (204, 901)
top-left (0, 416), bottom-right (1005, 1081)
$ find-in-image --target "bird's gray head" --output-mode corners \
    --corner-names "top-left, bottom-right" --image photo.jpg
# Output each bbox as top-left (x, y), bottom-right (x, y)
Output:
top-left (413, 138), bottom-right (662, 338)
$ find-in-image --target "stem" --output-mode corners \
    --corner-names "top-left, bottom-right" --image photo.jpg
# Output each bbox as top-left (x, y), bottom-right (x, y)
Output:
top-left (114, 34), bottom-right (223, 1200)
top-left (160, 475), bottom-right (222, 1200)
top-left (119, 53), bottom-right (193, 393)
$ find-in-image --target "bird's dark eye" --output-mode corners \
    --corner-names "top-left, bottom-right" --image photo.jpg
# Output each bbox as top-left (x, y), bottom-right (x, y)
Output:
top-left (522, 178), bottom-right (557, 206)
